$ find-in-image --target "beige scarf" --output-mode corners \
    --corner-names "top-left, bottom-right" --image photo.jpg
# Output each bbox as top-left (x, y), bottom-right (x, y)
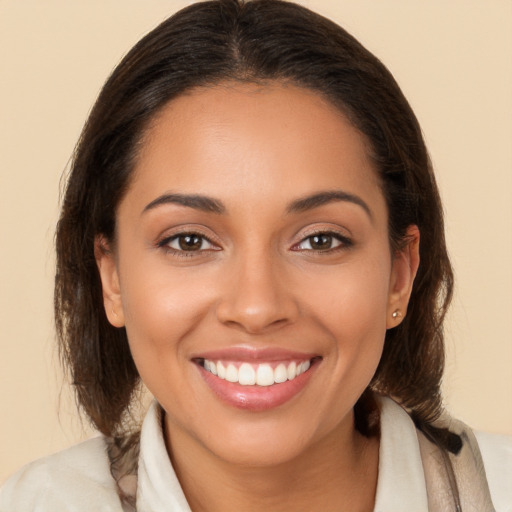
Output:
top-left (419, 415), bottom-right (495, 511)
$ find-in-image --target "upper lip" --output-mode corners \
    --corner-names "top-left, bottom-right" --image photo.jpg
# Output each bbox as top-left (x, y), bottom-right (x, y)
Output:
top-left (191, 346), bottom-right (319, 363)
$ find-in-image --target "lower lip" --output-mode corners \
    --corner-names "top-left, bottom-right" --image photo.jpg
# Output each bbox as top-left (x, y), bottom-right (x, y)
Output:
top-left (197, 362), bottom-right (318, 412)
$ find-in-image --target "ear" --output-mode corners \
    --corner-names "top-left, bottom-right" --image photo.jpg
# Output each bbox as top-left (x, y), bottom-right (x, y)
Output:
top-left (386, 225), bottom-right (420, 329)
top-left (94, 235), bottom-right (125, 328)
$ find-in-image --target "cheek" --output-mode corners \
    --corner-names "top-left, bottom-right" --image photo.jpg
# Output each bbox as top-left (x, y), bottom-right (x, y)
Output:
top-left (303, 255), bottom-right (391, 333)
top-left (117, 257), bottom-right (216, 368)
top-left (118, 266), bottom-right (215, 422)
top-left (300, 254), bottom-right (391, 381)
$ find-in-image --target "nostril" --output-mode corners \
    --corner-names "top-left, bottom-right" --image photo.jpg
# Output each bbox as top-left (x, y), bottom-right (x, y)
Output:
top-left (214, 268), bottom-right (300, 333)
top-left (216, 301), bottom-right (295, 333)
top-left (219, 316), bottom-right (292, 335)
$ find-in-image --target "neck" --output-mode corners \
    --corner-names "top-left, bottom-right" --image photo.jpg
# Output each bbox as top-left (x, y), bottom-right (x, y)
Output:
top-left (165, 411), bottom-right (379, 512)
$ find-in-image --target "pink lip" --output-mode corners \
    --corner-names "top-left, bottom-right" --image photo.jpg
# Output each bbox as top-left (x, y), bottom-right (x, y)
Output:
top-left (193, 347), bottom-right (320, 412)
top-left (192, 346), bottom-right (317, 363)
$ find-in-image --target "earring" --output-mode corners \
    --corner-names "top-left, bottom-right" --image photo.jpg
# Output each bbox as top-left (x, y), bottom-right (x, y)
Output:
top-left (392, 309), bottom-right (402, 319)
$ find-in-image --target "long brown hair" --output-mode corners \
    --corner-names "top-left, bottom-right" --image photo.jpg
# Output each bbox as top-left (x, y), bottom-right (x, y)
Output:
top-left (55, 0), bottom-right (457, 496)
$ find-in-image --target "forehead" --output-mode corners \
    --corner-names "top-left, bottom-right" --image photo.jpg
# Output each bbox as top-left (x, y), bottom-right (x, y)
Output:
top-left (126, 82), bottom-right (385, 217)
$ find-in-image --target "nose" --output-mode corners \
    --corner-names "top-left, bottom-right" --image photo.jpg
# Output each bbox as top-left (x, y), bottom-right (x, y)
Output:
top-left (215, 250), bottom-right (299, 334)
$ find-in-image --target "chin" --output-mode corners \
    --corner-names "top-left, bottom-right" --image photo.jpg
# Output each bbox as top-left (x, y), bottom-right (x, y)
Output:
top-left (205, 423), bottom-right (319, 468)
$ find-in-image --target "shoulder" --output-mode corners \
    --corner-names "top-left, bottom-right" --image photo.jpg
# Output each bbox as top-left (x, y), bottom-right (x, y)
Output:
top-left (0, 437), bottom-right (123, 512)
top-left (474, 430), bottom-right (512, 512)
top-left (378, 396), bottom-right (511, 511)
top-left (422, 412), bottom-right (512, 511)
top-left (441, 417), bottom-right (512, 511)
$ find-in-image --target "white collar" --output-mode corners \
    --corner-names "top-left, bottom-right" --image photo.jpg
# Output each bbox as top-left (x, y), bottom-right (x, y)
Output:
top-left (136, 401), bottom-right (191, 511)
top-left (136, 397), bottom-right (428, 511)
top-left (373, 395), bottom-right (429, 511)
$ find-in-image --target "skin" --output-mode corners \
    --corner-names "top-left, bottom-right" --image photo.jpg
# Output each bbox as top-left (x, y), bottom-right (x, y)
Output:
top-left (96, 82), bottom-right (419, 511)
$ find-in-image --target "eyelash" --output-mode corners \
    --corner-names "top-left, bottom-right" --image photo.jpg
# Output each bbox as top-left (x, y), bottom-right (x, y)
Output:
top-left (157, 230), bottom-right (352, 257)
top-left (292, 230), bottom-right (353, 254)
top-left (157, 232), bottom-right (219, 258)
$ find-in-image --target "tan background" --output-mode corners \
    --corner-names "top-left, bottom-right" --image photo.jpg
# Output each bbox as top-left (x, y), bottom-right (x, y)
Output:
top-left (1, 0), bottom-right (511, 483)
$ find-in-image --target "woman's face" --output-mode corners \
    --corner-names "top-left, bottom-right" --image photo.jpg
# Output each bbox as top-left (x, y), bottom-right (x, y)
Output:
top-left (97, 83), bottom-right (417, 467)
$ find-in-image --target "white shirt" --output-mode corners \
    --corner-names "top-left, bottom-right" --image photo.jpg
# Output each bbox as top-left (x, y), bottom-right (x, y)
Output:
top-left (1, 397), bottom-right (510, 511)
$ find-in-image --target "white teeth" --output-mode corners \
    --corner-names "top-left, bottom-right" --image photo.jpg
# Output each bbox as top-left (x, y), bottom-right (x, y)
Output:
top-left (238, 363), bottom-right (256, 385)
top-left (205, 360), bottom-right (217, 375)
top-left (297, 360), bottom-right (309, 375)
top-left (217, 361), bottom-right (226, 379)
top-left (287, 362), bottom-right (297, 380)
top-left (203, 359), bottom-right (312, 386)
top-left (256, 364), bottom-right (274, 386)
top-left (274, 363), bottom-right (288, 383)
top-left (225, 364), bottom-right (238, 383)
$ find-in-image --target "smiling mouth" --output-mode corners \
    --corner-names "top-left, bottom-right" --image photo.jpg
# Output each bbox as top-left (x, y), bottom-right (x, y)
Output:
top-left (197, 358), bottom-right (317, 386)
top-left (192, 348), bottom-right (321, 410)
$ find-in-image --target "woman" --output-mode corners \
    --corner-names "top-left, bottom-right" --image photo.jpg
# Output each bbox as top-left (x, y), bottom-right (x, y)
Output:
top-left (1, 0), bottom-right (510, 510)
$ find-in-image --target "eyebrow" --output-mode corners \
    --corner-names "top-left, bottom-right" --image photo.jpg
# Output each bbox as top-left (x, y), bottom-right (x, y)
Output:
top-left (286, 190), bottom-right (372, 219)
top-left (142, 193), bottom-right (226, 215)
top-left (142, 189), bottom-right (371, 218)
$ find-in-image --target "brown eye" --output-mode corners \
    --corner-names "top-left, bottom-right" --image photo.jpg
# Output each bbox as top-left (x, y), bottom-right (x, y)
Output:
top-left (309, 234), bottom-right (334, 250)
top-left (164, 233), bottom-right (216, 252)
top-left (295, 232), bottom-right (349, 252)
top-left (178, 234), bottom-right (203, 251)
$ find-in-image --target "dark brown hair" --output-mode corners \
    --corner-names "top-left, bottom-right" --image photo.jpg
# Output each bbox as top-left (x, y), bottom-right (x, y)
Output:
top-left (55, 0), bottom-right (457, 495)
